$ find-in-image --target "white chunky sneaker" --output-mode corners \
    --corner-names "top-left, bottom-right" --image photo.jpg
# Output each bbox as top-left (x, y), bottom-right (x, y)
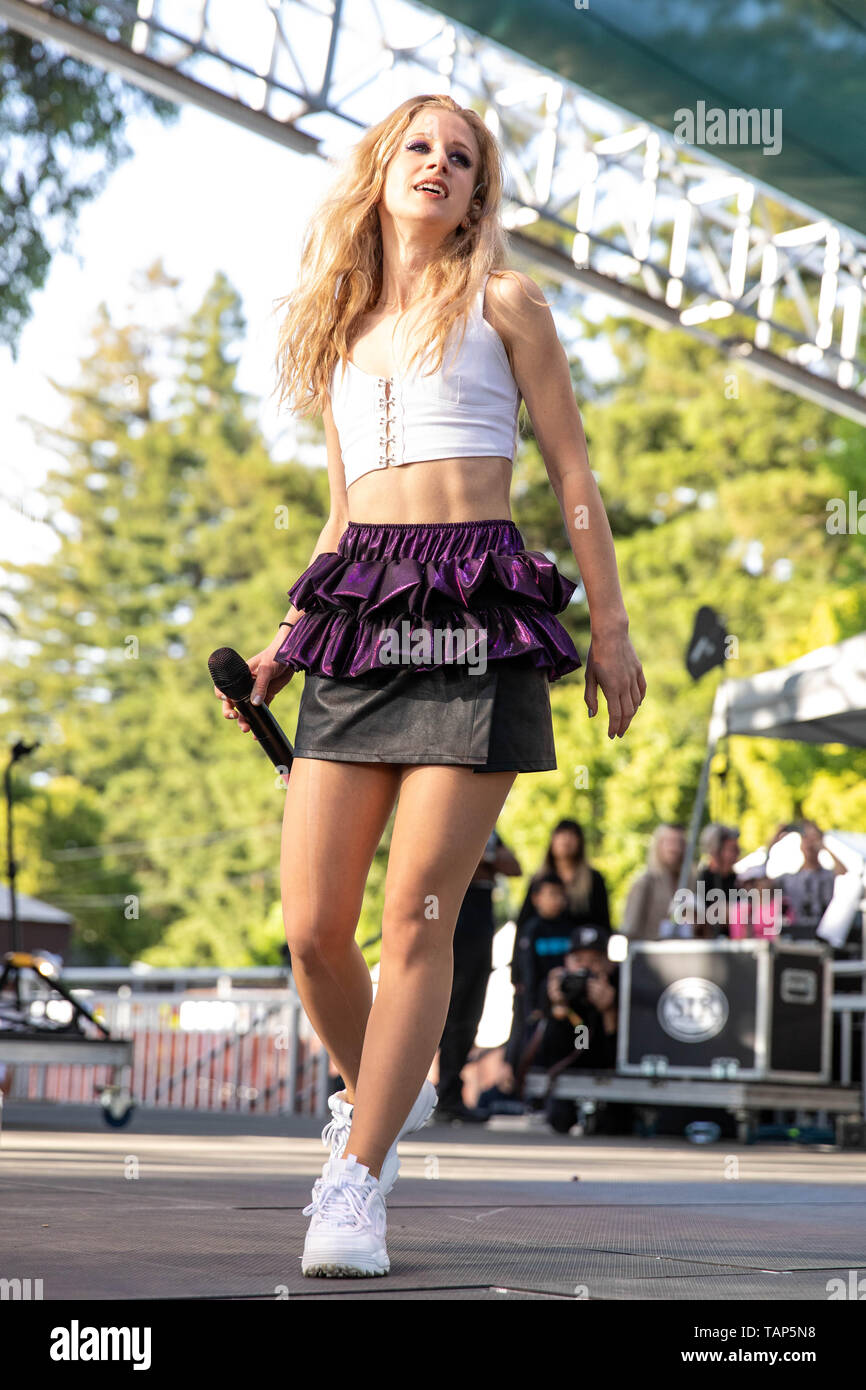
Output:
top-left (318, 1080), bottom-right (438, 1196)
top-left (301, 1154), bottom-right (389, 1278)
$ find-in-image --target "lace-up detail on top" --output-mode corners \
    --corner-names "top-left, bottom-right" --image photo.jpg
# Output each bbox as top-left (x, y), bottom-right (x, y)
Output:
top-left (329, 274), bottom-right (520, 489)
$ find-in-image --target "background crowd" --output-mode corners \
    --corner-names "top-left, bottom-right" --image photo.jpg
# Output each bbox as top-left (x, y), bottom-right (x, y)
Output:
top-left (433, 814), bottom-right (854, 1134)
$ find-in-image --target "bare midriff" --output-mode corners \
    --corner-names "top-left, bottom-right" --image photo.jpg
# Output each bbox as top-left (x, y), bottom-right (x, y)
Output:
top-left (346, 453), bottom-right (513, 524)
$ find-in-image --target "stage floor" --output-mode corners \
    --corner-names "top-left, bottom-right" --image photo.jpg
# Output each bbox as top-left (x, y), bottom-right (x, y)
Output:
top-left (2, 1102), bottom-right (865, 1301)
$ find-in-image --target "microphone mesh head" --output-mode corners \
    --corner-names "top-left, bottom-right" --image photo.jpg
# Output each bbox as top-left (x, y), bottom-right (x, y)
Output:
top-left (208, 647), bottom-right (254, 701)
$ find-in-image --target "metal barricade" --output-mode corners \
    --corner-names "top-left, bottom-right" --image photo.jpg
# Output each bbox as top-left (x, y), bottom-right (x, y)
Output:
top-left (5, 972), bottom-right (332, 1116)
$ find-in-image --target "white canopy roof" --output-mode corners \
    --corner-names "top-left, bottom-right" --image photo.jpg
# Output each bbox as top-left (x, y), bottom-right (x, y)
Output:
top-left (708, 632), bottom-right (866, 748)
top-left (0, 884), bottom-right (73, 926)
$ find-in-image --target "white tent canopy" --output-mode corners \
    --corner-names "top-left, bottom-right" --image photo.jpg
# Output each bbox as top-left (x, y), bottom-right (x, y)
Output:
top-left (681, 632), bottom-right (866, 893)
top-left (708, 632), bottom-right (866, 748)
top-left (0, 885), bottom-right (73, 926)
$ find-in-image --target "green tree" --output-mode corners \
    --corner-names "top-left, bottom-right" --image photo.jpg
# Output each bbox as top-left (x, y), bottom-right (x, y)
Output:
top-left (0, 1), bottom-right (179, 354)
top-left (499, 314), bottom-right (866, 924)
top-left (1, 263), bottom-right (326, 963)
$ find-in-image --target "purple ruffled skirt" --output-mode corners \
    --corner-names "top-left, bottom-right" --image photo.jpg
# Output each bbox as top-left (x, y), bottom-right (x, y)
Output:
top-left (275, 518), bottom-right (582, 681)
top-left (274, 518), bottom-right (582, 773)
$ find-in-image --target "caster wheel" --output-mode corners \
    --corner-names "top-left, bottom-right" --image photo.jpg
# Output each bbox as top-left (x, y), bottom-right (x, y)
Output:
top-left (100, 1088), bottom-right (135, 1127)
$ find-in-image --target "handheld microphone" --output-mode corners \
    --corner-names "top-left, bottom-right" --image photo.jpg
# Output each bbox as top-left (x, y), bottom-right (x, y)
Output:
top-left (208, 647), bottom-right (294, 782)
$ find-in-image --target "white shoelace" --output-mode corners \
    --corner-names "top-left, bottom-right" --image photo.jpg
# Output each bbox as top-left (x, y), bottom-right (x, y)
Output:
top-left (303, 1179), bottom-right (373, 1229)
top-left (320, 1112), bottom-right (350, 1150)
top-left (306, 1174), bottom-right (326, 1211)
top-left (320, 1092), bottom-right (353, 1149)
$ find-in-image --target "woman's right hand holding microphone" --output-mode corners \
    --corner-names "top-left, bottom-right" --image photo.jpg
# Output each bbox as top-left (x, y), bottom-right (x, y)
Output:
top-left (213, 626), bottom-right (297, 734)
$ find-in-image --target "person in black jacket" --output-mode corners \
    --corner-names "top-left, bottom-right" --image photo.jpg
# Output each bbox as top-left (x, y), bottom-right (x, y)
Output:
top-left (514, 819), bottom-right (610, 934)
top-left (693, 823), bottom-right (741, 939)
top-left (504, 871), bottom-right (573, 1072)
top-left (435, 826), bottom-right (522, 1123)
top-left (504, 820), bottom-right (609, 1080)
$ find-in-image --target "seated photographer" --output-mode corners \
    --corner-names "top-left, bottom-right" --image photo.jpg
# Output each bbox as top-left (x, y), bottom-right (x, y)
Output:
top-left (514, 925), bottom-right (623, 1133)
top-left (503, 871), bottom-right (574, 1075)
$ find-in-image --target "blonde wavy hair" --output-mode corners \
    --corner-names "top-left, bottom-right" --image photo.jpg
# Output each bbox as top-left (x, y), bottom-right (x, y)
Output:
top-left (272, 93), bottom-right (516, 419)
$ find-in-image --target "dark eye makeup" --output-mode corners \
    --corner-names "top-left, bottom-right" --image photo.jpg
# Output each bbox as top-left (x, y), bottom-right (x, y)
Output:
top-left (406, 139), bottom-right (472, 167)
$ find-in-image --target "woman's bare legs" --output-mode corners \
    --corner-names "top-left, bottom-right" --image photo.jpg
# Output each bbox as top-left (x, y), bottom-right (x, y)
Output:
top-left (280, 756), bottom-right (402, 1102)
top-left (342, 765), bottom-right (517, 1177)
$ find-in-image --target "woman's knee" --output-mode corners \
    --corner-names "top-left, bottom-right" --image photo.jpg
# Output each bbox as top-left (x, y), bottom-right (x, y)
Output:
top-left (283, 909), bottom-right (357, 971)
top-left (380, 891), bottom-right (454, 966)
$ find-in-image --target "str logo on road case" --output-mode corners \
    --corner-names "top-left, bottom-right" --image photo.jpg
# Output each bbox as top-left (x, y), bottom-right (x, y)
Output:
top-left (657, 977), bottom-right (729, 1042)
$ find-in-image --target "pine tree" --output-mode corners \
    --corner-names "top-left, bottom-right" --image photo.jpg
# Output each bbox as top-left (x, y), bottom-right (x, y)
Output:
top-left (1, 264), bottom-right (327, 963)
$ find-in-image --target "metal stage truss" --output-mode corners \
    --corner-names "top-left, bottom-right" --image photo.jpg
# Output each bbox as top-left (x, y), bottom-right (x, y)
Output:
top-left (2, 0), bottom-right (865, 422)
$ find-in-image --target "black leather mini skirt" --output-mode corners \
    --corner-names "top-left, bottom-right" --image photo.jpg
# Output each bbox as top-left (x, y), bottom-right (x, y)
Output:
top-left (294, 655), bottom-right (556, 773)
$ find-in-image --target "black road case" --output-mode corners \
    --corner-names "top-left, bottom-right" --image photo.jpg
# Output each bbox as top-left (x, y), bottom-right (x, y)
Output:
top-left (617, 940), bottom-right (831, 1082)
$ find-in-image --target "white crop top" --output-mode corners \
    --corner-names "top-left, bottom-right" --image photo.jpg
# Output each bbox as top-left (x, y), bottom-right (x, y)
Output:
top-left (329, 274), bottom-right (521, 489)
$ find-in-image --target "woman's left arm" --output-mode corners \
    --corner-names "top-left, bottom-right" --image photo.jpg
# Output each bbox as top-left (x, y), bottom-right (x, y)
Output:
top-left (489, 270), bottom-right (646, 738)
